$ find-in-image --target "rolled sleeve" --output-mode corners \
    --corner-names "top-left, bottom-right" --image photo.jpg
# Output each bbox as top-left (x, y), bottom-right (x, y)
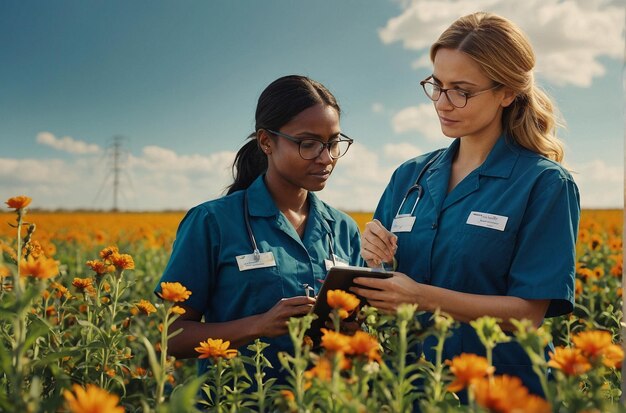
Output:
top-left (507, 173), bottom-right (580, 317)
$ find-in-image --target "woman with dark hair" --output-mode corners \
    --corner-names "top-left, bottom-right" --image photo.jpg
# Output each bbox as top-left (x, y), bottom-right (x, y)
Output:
top-left (155, 75), bottom-right (362, 380)
top-left (352, 12), bottom-right (580, 398)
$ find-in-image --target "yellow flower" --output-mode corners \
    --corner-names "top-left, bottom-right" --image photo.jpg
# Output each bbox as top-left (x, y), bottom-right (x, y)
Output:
top-left (195, 338), bottom-right (238, 360)
top-left (110, 253), bottom-right (134, 270)
top-left (348, 331), bottom-right (381, 362)
top-left (548, 346), bottom-right (591, 376)
top-left (320, 328), bottom-right (351, 354)
top-left (327, 289), bottom-right (360, 319)
top-left (5, 195), bottom-right (32, 210)
top-left (446, 353), bottom-right (494, 392)
top-left (19, 256), bottom-right (59, 280)
top-left (63, 383), bottom-right (125, 413)
top-left (135, 300), bottom-right (157, 315)
top-left (572, 330), bottom-right (613, 358)
top-left (158, 282), bottom-right (192, 302)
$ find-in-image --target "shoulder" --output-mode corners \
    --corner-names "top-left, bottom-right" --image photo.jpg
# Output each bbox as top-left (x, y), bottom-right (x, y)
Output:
top-left (179, 191), bottom-right (245, 228)
top-left (391, 148), bottom-right (446, 179)
top-left (317, 198), bottom-right (359, 231)
top-left (514, 146), bottom-right (576, 185)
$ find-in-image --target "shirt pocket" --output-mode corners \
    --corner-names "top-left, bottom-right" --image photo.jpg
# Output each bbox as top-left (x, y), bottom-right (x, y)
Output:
top-left (450, 224), bottom-right (516, 293)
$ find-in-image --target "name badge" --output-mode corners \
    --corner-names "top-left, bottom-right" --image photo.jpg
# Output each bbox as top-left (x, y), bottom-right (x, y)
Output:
top-left (324, 255), bottom-right (349, 271)
top-left (391, 215), bottom-right (416, 233)
top-left (466, 211), bottom-right (508, 231)
top-left (236, 251), bottom-right (277, 271)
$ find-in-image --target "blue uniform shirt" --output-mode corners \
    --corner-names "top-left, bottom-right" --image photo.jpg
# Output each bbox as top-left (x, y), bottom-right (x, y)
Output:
top-left (374, 134), bottom-right (580, 394)
top-left (155, 175), bottom-right (363, 379)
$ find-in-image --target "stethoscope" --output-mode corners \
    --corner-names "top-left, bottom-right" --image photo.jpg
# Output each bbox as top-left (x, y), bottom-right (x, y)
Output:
top-left (394, 150), bottom-right (445, 219)
top-left (243, 190), bottom-right (337, 267)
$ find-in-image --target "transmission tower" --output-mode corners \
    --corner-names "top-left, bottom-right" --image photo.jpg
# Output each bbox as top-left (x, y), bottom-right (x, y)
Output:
top-left (92, 136), bottom-right (132, 212)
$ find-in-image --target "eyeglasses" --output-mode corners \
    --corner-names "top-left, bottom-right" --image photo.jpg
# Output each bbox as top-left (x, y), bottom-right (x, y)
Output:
top-left (265, 129), bottom-right (354, 160)
top-left (420, 76), bottom-right (501, 108)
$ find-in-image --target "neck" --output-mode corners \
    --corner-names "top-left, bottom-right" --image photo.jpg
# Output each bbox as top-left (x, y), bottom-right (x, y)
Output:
top-left (455, 130), bottom-right (502, 168)
top-left (263, 172), bottom-right (308, 214)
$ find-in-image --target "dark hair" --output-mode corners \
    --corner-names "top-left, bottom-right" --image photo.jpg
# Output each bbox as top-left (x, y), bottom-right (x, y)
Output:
top-left (226, 75), bottom-right (340, 194)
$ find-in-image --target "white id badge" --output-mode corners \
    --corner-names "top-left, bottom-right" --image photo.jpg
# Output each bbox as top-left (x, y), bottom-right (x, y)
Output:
top-left (236, 251), bottom-right (277, 271)
top-left (466, 211), bottom-right (508, 231)
top-left (391, 215), bottom-right (416, 233)
top-left (324, 255), bottom-right (349, 271)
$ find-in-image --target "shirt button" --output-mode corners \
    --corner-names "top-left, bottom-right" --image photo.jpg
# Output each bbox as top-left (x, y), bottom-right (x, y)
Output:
top-left (431, 223), bottom-right (438, 229)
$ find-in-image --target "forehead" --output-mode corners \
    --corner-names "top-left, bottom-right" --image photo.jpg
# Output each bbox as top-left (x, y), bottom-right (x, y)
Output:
top-left (281, 104), bottom-right (340, 135)
top-left (432, 48), bottom-right (489, 85)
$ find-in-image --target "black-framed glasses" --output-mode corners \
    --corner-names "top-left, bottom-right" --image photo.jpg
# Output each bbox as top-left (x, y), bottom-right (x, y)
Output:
top-left (419, 76), bottom-right (501, 108)
top-left (265, 129), bottom-right (354, 160)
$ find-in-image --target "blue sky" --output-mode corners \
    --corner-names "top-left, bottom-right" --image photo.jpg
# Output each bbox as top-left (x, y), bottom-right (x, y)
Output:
top-left (1, 0), bottom-right (624, 211)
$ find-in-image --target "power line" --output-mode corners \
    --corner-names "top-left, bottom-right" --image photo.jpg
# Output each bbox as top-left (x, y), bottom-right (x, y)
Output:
top-left (92, 136), bottom-right (130, 211)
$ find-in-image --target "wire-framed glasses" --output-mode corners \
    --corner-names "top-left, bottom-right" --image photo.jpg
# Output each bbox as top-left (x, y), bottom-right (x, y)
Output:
top-left (419, 76), bottom-right (501, 108)
top-left (265, 129), bottom-right (354, 160)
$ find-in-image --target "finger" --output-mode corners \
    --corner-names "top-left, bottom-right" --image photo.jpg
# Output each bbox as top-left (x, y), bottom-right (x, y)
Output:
top-left (282, 296), bottom-right (316, 306)
top-left (363, 222), bottom-right (396, 262)
top-left (352, 276), bottom-right (388, 290)
top-left (367, 220), bottom-right (398, 250)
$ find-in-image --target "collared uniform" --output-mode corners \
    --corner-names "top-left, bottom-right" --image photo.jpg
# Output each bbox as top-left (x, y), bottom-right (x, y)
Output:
top-left (155, 175), bottom-right (363, 379)
top-left (374, 134), bottom-right (580, 395)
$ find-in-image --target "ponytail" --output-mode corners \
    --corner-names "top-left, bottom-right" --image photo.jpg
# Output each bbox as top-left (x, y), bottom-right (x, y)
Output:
top-left (226, 134), bottom-right (267, 195)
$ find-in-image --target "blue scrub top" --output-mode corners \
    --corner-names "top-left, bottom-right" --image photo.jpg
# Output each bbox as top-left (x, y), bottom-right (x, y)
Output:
top-left (374, 134), bottom-right (580, 395)
top-left (155, 175), bottom-right (363, 379)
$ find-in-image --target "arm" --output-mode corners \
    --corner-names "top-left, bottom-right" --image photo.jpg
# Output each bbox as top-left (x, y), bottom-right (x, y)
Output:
top-left (351, 273), bottom-right (549, 331)
top-left (168, 296), bottom-right (315, 359)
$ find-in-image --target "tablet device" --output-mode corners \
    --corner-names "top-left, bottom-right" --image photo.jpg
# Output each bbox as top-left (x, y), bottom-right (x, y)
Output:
top-left (307, 265), bottom-right (392, 339)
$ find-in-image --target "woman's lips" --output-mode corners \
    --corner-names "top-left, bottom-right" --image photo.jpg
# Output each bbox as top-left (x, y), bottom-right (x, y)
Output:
top-left (438, 115), bottom-right (458, 126)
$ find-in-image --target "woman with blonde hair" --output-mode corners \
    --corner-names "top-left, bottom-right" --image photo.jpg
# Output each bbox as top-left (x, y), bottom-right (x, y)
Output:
top-left (353, 12), bottom-right (579, 398)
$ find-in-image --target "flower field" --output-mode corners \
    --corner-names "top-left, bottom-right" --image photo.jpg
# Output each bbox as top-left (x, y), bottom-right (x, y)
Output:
top-left (0, 199), bottom-right (624, 412)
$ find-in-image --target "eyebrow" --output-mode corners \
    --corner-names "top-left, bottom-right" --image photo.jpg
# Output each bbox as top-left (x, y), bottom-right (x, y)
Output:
top-left (293, 132), bottom-right (342, 140)
top-left (431, 75), bottom-right (478, 87)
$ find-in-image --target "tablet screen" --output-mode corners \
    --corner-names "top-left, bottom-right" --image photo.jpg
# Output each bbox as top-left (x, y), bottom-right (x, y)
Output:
top-left (307, 265), bottom-right (392, 339)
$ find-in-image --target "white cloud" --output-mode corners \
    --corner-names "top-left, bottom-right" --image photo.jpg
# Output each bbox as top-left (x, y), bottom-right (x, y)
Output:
top-left (383, 142), bottom-right (424, 162)
top-left (372, 102), bottom-right (385, 113)
top-left (36, 131), bottom-right (101, 155)
top-left (0, 145), bottom-right (236, 211)
top-left (391, 103), bottom-right (442, 140)
top-left (570, 159), bottom-right (623, 208)
top-left (379, 0), bottom-right (625, 87)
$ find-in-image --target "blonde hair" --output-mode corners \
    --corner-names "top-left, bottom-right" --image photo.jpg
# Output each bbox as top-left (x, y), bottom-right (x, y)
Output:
top-left (430, 12), bottom-right (564, 163)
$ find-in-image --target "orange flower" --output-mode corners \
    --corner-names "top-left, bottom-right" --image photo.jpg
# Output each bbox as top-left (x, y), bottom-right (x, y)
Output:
top-left (0, 265), bottom-right (10, 279)
top-left (472, 374), bottom-right (529, 413)
top-left (575, 278), bottom-right (583, 295)
top-left (195, 338), bottom-right (237, 360)
top-left (572, 330), bottom-right (613, 358)
top-left (72, 277), bottom-right (93, 291)
top-left (86, 260), bottom-right (114, 275)
top-left (320, 328), bottom-right (351, 354)
top-left (548, 346), bottom-right (591, 376)
top-left (280, 389), bottom-right (295, 402)
top-left (110, 253), bottom-right (134, 270)
top-left (63, 383), bottom-right (125, 413)
top-left (5, 195), bottom-right (32, 209)
top-left (348, 331), bottom-right (381, 362)
top-left (304, 356), bottom-right (332, 382)
top-left (171, 306), bottom-right (186, 315)
top-left (446, 353), bottom-right (495, 392)
top-left (521, 394), bottom-right (552, 413)
top-left (99, 246), bottom-right (119, 260)
top-left (601, 344), bottom-right (624, 369)
top-left (327, 289), bottom-right (360, 319)
top-left (158, 282), bottom-right (192, 302)
top-left (19, 256), bottom-right (58, 280)
top-left (135, 300), bottom-right (157, 315)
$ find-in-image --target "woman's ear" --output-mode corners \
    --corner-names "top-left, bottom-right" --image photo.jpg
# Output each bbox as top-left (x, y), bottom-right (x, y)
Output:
top-left (256, 129), bottom-right (272, 154)
top-left (500, 87), bottom-right (517, 108)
